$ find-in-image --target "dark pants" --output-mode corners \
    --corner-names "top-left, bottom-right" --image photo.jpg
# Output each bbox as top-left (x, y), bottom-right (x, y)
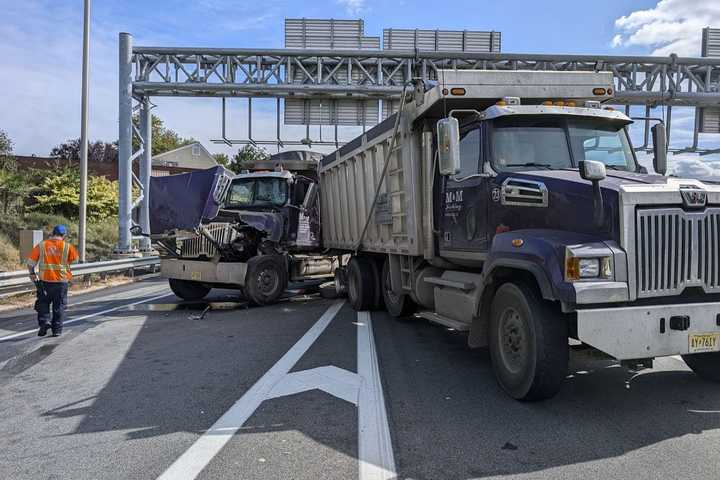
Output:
top-left (35, 281), bottom-right (68, 334)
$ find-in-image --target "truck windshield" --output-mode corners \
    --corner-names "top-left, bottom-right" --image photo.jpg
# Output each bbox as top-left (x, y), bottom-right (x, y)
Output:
top-left (225, 177), bottom-right (289, 207)
top-left (491, 117), bottom-right (637, 172)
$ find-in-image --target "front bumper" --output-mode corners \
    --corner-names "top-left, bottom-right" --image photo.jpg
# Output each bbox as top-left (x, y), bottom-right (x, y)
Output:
top-left (577, 302), bottom-right (720, 360)
top-left (161, 258), bottom-right (247, 286)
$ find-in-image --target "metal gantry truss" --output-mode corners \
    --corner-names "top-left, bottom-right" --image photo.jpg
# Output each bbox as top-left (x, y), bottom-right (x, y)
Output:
top-left (116, 33), bottom-right (720, 253)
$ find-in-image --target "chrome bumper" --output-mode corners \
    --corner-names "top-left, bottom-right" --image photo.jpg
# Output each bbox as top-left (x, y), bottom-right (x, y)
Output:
top-left (161, 258), bottom-right (247, 286)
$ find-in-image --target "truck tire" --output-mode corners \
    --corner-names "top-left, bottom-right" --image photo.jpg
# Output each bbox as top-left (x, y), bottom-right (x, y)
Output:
top-left (169, 278), bottom-right (211, 301)
top-left (347, 256), bottom-right (378, 311)
top-left (489, 282), bottom-right (568, 401)
top-left (245, 256), bottom-right (288, 306)
top-left (382, 259), bottom-right (415, 317)
top-left (682, 353), bottom-right (720, 382)
top-left (334, 268), bottom-right (348, 297)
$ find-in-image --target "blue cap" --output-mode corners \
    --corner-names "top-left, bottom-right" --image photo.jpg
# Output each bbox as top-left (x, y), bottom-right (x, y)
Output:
top-left (52, 225), bottom-right (67, 236)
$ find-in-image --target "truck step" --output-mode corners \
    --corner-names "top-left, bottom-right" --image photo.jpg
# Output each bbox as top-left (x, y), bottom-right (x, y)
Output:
top-left (423, 276), bottom-right (475, 291)
top-left (417, 311), bottom-right (470, 331)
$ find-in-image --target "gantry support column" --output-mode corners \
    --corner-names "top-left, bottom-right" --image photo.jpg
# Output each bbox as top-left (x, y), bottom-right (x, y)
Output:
top-left (138, 97), bottom-right (152, 252)
top-left (116, 32), bottom-right (134, 254)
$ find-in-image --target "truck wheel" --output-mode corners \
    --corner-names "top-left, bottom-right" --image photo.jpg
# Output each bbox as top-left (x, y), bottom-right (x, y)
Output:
top-left (382, 259), bottom-right (415, 317)
top-left (682, 353), bottom-right (720, 381)
top-left (169, 278), bottom-right (211, 301)
top-left (334, 268), bottom-right (348, 297)
top-left (489, 282), bottom-right (568, 401)
top-left (347, 256), bottom-right (378, 311)
top-left (245, 256), bottom-right (288, 306)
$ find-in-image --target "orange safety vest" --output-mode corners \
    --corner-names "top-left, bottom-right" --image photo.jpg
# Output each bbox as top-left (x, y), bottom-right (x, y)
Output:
top-left (37, 240), bottom-right (72, 282)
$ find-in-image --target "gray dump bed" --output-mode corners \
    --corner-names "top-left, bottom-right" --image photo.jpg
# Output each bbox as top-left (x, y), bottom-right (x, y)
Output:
top-left (318, 70), bottom-right (615, 256)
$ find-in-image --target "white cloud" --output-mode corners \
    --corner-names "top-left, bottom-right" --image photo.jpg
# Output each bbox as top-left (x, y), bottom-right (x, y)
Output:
top-left (337, 0), bottom-right (366, 16)
top-left (611, 0), bottom-right (720, 56)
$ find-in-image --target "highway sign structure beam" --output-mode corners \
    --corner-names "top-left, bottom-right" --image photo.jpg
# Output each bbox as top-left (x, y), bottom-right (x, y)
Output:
top-left (115, 33), bottom-right (720, 254)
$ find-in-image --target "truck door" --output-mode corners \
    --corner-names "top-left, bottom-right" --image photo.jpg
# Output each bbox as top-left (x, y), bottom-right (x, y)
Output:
top-left (439, 123), bottom-right (489, 256)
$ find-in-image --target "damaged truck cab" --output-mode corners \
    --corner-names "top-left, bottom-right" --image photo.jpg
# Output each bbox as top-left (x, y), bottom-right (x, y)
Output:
top-left (150, 151), bottom-right (336, 305)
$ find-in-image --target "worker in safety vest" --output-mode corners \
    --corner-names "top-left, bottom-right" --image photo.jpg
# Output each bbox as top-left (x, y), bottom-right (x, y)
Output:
top-left (26, 225), bottom-right (79, 337)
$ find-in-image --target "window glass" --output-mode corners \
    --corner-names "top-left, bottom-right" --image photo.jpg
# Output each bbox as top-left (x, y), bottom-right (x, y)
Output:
top-left (226, 178), bottom-right (288, 207)
top-left (569, 123), bottom-right (635, 170)
top-left (457, 128), bottom-right (480, 177)
top-left (492, 122), bottom-right (571, 170)
top-left (490, 117), bottom-right (636, 172)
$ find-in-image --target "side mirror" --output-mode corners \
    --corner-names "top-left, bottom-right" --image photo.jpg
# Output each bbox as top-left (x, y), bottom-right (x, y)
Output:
top-left (651, 123), bottom-right (667, 175)
top-left (302, 183), bottom-right (318, 212)
top-left (437, 117), bottom-right (460, 176)
top-left (579, 160), bottom-right (607, 229)
top-left (579, 160), bottom-right (607, 181)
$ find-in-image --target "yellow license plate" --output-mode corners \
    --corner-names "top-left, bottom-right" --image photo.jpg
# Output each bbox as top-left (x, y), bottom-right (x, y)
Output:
top-left (190, 271), bottom-right (201, 281)
top-left (689, 333), bottom-right (720, 353)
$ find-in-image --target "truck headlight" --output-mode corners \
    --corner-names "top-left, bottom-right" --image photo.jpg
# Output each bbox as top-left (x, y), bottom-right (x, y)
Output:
top-left (565, 254), bottom-right (612, 281)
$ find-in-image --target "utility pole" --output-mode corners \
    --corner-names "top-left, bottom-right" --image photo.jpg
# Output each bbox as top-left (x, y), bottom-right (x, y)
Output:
top-left (78, 0), bottom-right (90, 262)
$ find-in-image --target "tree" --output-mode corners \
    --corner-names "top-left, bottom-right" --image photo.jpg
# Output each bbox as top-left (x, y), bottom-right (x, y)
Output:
top-left (50, 139), bottom-right (118, 166)
top-left (0, 130), bottom-right (27, 213)
top-left (228, 145), bottom-right (270, 173)
top-left (132, 115), bottom-right (196, 156)
top-left (0, 129), bottom-right (14, 171)
top-left (30, 167), bottom-right (119, 220)
top-left (213, 153), bottom-right (230, 167)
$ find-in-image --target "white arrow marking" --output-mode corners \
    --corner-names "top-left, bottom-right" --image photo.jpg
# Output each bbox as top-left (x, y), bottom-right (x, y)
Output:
top-left (267, 365), bottom-right (361, 405)
top-left (157, 300), bottom-right (345, 480)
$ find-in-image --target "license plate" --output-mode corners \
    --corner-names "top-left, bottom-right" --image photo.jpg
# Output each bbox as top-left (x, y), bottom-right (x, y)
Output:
top-left (191, 271), bottom-right (201, 281)
top-left (689, 333), bottom-right (720, 353)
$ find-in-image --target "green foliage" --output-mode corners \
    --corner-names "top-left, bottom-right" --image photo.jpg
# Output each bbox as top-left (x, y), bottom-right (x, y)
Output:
top-left (0, 129), bottom-right (13, 164)
top-left (30, 168), bottom-right (119, 220)
top-left (213, 153), bottom-right (230, 167)
top-left (228, 145), bottom-right (270, 173)
top-left (50, 138), bottom-right (117, 164)
top-left (0, 212), bottom-right (118, 269)
top-left (132, 115), bottom-right (196, 156)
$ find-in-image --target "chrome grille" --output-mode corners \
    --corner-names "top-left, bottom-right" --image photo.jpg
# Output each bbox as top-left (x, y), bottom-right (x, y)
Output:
top-left (635, 208), bottom-right (720, 297)
top-left (180, 223), bottom-right (237, 258)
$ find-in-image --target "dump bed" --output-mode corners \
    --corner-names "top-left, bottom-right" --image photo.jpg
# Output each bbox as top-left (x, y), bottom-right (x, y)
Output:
top-left (319, 111), bottom-right (426, 256)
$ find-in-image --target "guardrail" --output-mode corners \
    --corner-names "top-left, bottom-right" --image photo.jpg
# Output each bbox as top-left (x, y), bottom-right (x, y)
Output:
top-left (0, 256), bottom-right (161, 298)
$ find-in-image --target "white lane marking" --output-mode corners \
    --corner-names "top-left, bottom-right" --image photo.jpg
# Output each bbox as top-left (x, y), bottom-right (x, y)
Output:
top-left (157, 300), bottom-right (345, 480)
top-left (0, 290), bottom-right (172, 342)
top-left (357, 311), bottom-right (397, 480)
top-left (267, 365), bottom-right (361, 404)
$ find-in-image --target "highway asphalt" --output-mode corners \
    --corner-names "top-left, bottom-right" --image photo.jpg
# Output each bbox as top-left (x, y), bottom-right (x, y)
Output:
top-left (1, 277), bottom-right (719, 480)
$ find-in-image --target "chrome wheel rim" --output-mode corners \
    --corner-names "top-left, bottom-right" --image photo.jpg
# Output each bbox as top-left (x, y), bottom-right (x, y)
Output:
top-left (498, 307), bottom-right (527, 374)
top-left (256, 267), bottom-right (279, 295)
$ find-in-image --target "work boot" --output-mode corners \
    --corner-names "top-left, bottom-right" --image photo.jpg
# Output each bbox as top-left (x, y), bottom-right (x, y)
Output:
top-left (38, 325), bottom-right (49, 337)
top-left (51, 331), bottom-right (62, 337)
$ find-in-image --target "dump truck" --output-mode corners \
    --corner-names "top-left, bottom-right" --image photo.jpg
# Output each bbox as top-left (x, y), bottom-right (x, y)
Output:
top-left (148, 151), bottom-right (339, 305)
top-left (319, 70), bottom-right (720, 400)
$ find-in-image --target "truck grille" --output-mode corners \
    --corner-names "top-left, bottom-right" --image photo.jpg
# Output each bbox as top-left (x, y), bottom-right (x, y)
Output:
top-left (180, 223), bottom-right (237, 258)
top-left (635, 208), bottom-right (720, 297)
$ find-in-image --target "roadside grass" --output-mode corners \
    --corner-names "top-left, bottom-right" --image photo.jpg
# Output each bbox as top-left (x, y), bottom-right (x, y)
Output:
top-left (0, 212), bottom-right (118, 271)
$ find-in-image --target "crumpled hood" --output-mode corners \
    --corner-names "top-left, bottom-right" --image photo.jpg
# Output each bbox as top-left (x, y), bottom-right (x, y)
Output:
top-left (149, 166), bottom-right (231, 235)
top-left (224, 211), bottom-right (285, 242)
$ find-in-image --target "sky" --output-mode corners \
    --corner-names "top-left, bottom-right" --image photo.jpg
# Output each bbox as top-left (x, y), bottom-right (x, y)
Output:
top-left (1, 0), bottom-right (720, 177)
